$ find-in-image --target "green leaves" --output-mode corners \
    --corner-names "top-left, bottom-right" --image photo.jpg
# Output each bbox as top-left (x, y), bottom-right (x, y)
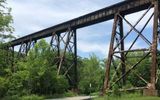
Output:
top-left (0, 0), bottom-right (14, 43)
top-left (0, 77), bottom-right (8, 97)
top-left (14, 39), bottom-right (69, 95)
top-left (79, 54), bottom-right (104, 94)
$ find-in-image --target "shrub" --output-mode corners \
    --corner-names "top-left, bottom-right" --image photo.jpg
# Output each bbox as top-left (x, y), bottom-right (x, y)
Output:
top-left (54, 76), bottom-right (69, 94)
top-left (64, 91), bottom-right (77, 97)
top-left (6, 71), bottom-right (29, 96)
top-left (78, 55), bottom-right (104, 94)
top-left (2, 95), bottom-right (20, 100)
top-left (112, 84), bottom-right (121, 97)
top-left (20, 95), bottom-right (44, 100)
top-left (0, 77), bottom-right (8, 98)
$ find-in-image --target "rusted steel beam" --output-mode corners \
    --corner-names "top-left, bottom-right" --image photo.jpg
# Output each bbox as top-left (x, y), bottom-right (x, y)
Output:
top-left (112, 52), bottom-right (150, 87)
top-left (120, 14), bottom-right (152, 46)
top-left (119, 16), bottom-right (126, 85)
top-left (113, 4), bottom-right (153, 51)
top-left (102, 14), bottom-right (118, 95)
top-left (150, 1), bottom-right (159, 90)
top-left (57, 29), bottom-right (72, 75)
top-left (114, 48), bottom-right (150, 53)
top-left (107, 87), bottom-right (147, 93)
top-left (10, 0), bottom-right (154, 47)
top-left (125, 12), bottom-right (154, 56)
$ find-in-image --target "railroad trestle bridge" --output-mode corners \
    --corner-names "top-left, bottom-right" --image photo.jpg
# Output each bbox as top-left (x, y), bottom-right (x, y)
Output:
top-left (3, 0), bottom-right (160, 96)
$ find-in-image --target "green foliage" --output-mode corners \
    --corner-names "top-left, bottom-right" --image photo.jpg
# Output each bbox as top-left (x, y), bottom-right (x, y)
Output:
top-left (112, 84), bottom-right (121, 97)
top-left (54, 76), bottom-right (69, 94)
top-left (0, 0), bottom-right (14, 42)
top-left (2, 95), bottom-right (20, 100)
top-left (94, 93), bottom-right (160, 100)
top-left (63, 91), bottom-right (78, 97)
top-left (126, 52), bottom-right (151, 87)
top-left (20, 95), bottom-right (44, 100)
top-left (46, 91), bottom-right (77, 99)
top-left (0, 39), bottom-right (69, 99)
top-left (0, 0), bottom-right (14, 98)
top-left (79, 54), bottom-right (105, 94)
top-left (156, 51), bottom-right (160, 95)
top-left (2, 95), bottom-right (44, 100)
top-left (7, 70), bottom-right (29, 96)
top-left (0, 77), bottom-right (8, 97)
top-left (0, 48), bottom-right (9, 75)
top-left (13, 39), bottom-right (68, 95)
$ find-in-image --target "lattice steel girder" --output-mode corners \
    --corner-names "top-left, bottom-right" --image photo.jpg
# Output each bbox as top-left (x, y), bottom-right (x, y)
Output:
top-left (56, 28), bottom-right (78, 90)
top-left (10, 0), bottom-right (154, 47)
top-left (102, 0), bottom-right (159, 95)
top-left (17, 40), bottom-right (36, 58)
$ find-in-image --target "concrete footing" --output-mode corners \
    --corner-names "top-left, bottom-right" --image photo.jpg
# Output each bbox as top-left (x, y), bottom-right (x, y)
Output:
top-left (143, 89), bottom-right (158, 96)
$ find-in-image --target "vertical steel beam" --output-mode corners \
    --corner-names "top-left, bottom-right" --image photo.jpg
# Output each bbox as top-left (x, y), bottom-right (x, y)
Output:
top-left (57, 34), bottom-right (60, 58)
top-left (73, 29), bottom-right (78, 90)
top-left (57, 34), bottom-right (61, 69)
top-left (57, 28), bottom-right (73, 75)
top-left (119, 16), bottom-right (126, 85)
top-left (17, 43), bottom-right (22, 57)
top-left (150, 1), bottom-right (158, 90)
top-left (25, 42), bottom-right (29, 55)
top-left (27, 40), bottom-right (32, 54)
top-left (102, 14), bottom-right (118, 95)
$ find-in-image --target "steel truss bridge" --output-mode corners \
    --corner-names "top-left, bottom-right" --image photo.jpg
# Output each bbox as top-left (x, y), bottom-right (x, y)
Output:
top-left (4, 0), bottom-right (160, 95)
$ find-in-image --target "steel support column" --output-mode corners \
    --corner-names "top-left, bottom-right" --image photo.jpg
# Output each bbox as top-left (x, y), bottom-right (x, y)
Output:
top-left (102, 2), bottom-right (155, 95)
top-left (119, 16), bottom-right (126, 85)
top-left (150, 1), bottom-right (159, 90)
top-left (57, 28), bottom-right (78, 91)
top-left (102, 14), bottom-right (118, 95)
top-left (73, 29), bottom-right (78, 90)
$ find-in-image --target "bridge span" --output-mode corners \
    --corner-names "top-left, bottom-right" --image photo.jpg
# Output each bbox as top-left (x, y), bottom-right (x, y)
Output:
top-left (6, 0), bottom-right (160, 96)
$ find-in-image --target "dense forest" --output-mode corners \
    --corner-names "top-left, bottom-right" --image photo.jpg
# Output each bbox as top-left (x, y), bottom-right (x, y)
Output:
top-left (0, 0), bottom-right (160, 100)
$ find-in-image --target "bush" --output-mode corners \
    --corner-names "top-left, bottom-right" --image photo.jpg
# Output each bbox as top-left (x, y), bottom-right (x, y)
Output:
top-left (20, 95), bottom-right (44, 100)
top-left (79, 55), bottom-right (104, 94)
top-left (112, 84), bottom-right (121, 97)
top-left (6, 71), bottom-right (29, 96)
top-left (0, 77), bottom-right (8, 98)
top-left (5, 40), bottom-right (69, 96)
top-left (2, 95), bottom-right (20, 100)
top-left (54, 76), bottom-right (69, 94)
top-left (64, 91), bottom-right (77, 97)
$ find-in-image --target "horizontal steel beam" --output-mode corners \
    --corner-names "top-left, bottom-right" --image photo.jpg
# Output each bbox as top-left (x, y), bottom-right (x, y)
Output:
top-left (114, 48), bottom-right (150, 53)
top-left (10, 0), bottom-right (154, 46)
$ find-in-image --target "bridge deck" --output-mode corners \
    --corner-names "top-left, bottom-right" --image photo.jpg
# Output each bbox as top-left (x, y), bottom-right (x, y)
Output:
top-left (10, 0), bottom-right (154, 46)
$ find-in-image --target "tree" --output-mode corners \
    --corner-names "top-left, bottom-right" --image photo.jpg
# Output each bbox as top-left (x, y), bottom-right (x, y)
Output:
top-left (79, 54), bottom-right (104, 94)
top-left (12, 39), bottom-right (69, 95)
top-left (123, 52), bottom-right (150, 88)
top-left (0, 0), bottom-right (14, 43)
top-left (0, 0), bottom-right (14, 76)
top-left (0, 0), bottom-right (14, 98)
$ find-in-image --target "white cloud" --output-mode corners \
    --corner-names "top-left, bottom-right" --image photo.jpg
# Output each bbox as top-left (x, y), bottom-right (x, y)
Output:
top-left (8, 0), bottom-right (121, 36)
top-left (78, 41), bottom-right (109, 57)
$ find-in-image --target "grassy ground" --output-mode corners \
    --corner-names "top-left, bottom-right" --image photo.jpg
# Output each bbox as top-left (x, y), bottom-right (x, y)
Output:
top-left (94, 93), bottom-right (160, 100)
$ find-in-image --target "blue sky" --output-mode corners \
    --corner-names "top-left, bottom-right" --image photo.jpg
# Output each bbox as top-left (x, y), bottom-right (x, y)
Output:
top-left (7, 0), bottom-right (158, 58)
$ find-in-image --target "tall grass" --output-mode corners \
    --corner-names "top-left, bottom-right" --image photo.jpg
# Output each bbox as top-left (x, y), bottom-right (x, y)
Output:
top-left (95, 93), bottom-right (160, 100)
